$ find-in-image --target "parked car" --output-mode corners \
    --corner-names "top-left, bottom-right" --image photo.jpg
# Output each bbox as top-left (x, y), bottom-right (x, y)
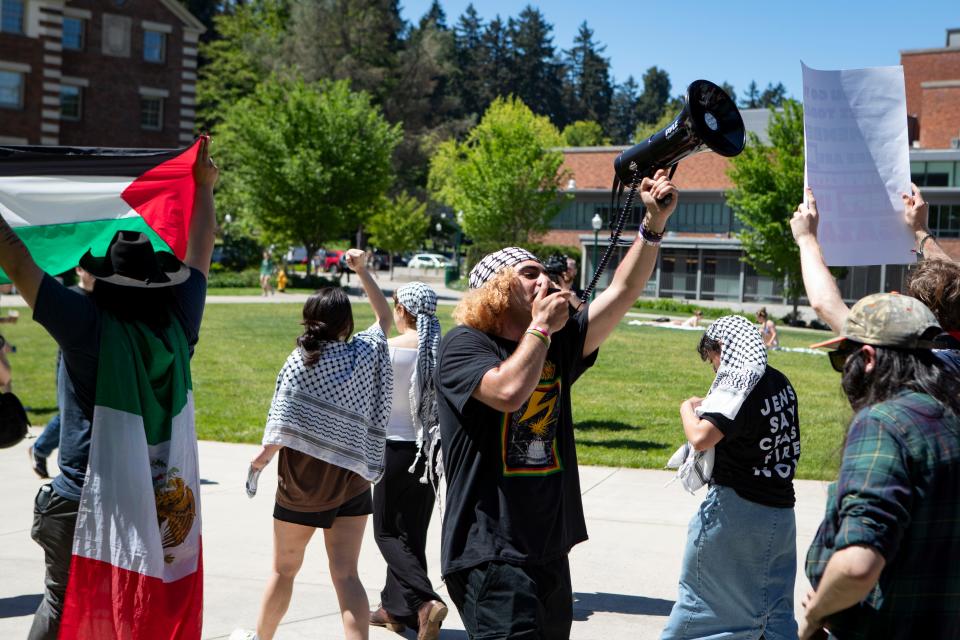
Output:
top-left (319, 249), bottom-right (345, 273)
top-left (370, 249), bottom-right (408, 271)
top-left (286, 246), bottom-right (309, 265)
top-left (407, 253), bottom-right (451, 269)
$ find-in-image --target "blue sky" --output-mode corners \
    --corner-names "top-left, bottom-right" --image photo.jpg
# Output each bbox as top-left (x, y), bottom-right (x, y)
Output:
top-left (400, 1), bottom-right (959, 101)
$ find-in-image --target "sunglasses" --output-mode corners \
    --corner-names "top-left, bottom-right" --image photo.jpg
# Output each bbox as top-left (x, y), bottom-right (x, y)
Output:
top-left (827, 344), bottom-right (862, 372)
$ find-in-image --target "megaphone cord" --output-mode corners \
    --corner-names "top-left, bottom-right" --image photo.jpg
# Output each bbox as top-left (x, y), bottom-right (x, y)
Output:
top-left (579, 163), bottom-right (678, 305)
top-left (580, 169), bottom-right (642, 304)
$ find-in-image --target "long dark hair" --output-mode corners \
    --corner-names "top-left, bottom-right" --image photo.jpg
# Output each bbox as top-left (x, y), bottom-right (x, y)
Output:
top-left (91, 280), bottom-right (175, 331)
top-left (841, 345), bottom-right (960, 417)
top-left (298, 287), bottom-right (353, 367)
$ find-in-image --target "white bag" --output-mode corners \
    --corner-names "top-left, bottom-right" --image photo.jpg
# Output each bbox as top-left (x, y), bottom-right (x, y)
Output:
top-left (665, 442), bottom-right (715, 494)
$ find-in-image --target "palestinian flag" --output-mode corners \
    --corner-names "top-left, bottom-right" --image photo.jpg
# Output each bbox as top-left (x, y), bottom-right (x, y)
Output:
top-left (0, 140), bottom-right (201, 282)
top-left (58, 311), bottom-right (202, 639)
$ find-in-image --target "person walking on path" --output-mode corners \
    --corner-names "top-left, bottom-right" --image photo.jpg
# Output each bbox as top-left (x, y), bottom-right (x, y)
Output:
top-left (27, 266), bottom-right (95, 479)
top-left (435, 169), bottom-right (678, 639)
top-left (370, 281), bottom-right (447, 640)
top-left (0, 136), bottom-right (218, 640)
top-left (259, 250), bottom-right (276, 296)
top-left (233, 249), bottom-right (393, 640)
top-left (661, 315), bottom-right (801, 640)
top-left (801, 293), bottom-right (960, 639)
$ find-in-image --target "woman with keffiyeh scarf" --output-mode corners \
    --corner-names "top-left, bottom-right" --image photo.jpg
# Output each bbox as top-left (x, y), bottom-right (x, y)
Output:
top-left (369, 282), bottom-right (448, 640)
top-left (662, 315), bottom-right (802, 640)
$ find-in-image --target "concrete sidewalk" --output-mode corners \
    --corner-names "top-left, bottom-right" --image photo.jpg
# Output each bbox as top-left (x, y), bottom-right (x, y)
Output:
top-left (1, 434), bottom-right (829, 639)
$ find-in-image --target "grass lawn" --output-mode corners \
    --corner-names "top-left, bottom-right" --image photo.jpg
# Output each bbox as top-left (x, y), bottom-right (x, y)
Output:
top-left (3, 303), bottom-right (849, 480)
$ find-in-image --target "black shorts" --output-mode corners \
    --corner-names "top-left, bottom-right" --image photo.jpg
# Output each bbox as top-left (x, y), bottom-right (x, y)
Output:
top-left (274, 488), bottom-right (373, 529)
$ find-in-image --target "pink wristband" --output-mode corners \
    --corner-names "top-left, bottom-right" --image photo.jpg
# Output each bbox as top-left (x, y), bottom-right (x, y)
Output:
top-left (529, 325), bottom-right (550, 338)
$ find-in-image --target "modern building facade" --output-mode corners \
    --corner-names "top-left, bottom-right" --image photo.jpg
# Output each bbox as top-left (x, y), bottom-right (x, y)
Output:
top-left (544, 29), bottom-right (960, 303)
top-left (0, 0), bottom-right (204, 147)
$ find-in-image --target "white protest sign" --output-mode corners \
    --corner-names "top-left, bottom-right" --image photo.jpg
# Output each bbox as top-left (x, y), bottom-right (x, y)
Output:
top-left (801, 63), bottom-right (914, 266)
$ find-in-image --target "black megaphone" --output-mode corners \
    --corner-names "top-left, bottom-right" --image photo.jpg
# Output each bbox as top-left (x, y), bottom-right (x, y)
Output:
top-left (614, 79), bottom-right (746, 185)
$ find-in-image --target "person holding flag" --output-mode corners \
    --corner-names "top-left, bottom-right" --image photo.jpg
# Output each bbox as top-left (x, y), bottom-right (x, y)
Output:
top-left (0, 136), bottom-right (218, 640)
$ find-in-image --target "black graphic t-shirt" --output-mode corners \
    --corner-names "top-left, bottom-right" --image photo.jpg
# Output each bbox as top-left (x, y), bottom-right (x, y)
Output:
top-left (436, 309), bottom-right (598, 576)
top-left (700, 366), bottom-right (800, 508)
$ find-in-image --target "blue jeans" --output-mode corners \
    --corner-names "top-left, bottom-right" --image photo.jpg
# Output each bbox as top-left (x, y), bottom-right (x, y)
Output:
top-left (33, 415), bottom-right (60, 458)
top-left (661, 484), bottom-right (797, 640)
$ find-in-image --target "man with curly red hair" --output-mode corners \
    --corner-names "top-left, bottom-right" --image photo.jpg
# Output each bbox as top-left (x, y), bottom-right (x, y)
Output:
top-left (435, 169), bottom-right (679, 639)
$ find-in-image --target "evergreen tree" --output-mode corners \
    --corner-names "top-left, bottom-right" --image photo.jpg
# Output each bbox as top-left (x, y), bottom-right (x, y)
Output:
top-left (741, 80), bottom-right (761, 108)
top-left (476, 16), bottom-right (513, 106)
top-left (760, 82), bottom-right (788, 108)
top-left (420, 0), bottom-right (446, 29)
top-left (606, 75), bottom-right (639, 144)
top-left (563, 22), bottom-right (612, 127)
top-left (507, 6), bottom-right (564, 123)
top-left (452, 4), bottom-right (485, 116)
top-left (635, 65), bottom-right (671, 124)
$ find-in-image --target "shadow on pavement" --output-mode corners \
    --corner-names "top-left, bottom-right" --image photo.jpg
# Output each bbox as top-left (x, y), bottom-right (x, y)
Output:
top-left (0, 593), bottom-right (42, 618)
top-left (573, 592), bottom-right (674, 620)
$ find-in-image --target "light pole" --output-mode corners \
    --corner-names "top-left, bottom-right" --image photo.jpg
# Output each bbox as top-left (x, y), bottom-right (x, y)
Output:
top-left (591, 213), bottom-right (603, 300)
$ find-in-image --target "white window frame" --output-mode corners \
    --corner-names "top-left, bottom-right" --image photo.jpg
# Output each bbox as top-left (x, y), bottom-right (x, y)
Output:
top-left (60, 83), bottom-right (82, 121)
top-left (142, 29), bottom-right (166, 64)
top-left (140, 95), bottom-right (164, 131)
top-left (61, 16), bottom-right (85, 51)
top-left (0, 69), bottom-right (24, 109)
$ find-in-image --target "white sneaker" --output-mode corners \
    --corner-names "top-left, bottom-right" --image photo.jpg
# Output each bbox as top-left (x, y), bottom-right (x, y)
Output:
top-left (228, 630), bottom-right (258, 640)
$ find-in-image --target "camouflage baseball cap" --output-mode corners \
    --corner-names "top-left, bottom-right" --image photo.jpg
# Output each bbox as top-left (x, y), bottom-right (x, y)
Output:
top-left (810, 293), bottom-right (941, 350)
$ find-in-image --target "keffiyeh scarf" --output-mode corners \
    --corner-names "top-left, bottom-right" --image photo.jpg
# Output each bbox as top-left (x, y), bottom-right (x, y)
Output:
top-left (468, 247), bottom-right (542, 289)
top-left (696, 315), bottom-right (768, 420)
top-left (263, 326), bottom-right (393, 482)
top-left (396, 282), bottom-right (443, 484)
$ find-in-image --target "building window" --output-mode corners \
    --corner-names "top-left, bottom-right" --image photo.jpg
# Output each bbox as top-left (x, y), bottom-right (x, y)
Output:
top-left (0, 70), bottom-right (23, 109)
top-left (1, 0), bottom-right (24, 34)
top-left (62, 17), bottom-right (85, 50)
top-left (659, 249), bottom-right (699, 299)
top-left (143, 30), bottom-right (166, 63)
top-left (929, 203), bottom-right (960, 238)
top-left (60, 85), bottom-right (82, 121)
top-left (140, 96), bottom-right (163, 130)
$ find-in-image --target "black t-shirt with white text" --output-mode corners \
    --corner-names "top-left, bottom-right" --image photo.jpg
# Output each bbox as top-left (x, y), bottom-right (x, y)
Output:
top-left (435, 310), bottom-right (598, 577)
top-left (701, 366), bottom-right (799, 508)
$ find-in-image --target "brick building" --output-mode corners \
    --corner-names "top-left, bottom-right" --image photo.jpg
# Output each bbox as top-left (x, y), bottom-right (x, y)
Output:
top-left (0, 0), bottom-right (204, 147)
top-left (545, 28), bottom-right (960, 303)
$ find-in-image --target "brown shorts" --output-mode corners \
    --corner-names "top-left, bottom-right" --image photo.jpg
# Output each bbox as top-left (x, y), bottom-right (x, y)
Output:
top-left (273, 488), bottom-right (373, 528)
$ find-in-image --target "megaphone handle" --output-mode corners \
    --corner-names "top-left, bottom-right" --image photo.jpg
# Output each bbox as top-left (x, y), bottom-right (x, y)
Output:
top-left (654, 164), bottom-right (679, 207)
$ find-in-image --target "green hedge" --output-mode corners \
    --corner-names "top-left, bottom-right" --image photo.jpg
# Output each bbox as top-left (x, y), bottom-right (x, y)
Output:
top-left (207, 268), bottom-right (341, 290)
top-left (631, 298), bottom-right (742, 320)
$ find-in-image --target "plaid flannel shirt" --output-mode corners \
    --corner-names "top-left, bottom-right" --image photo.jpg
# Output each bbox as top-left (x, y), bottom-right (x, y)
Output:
top-left (806, 392), bottom-right (960, 639)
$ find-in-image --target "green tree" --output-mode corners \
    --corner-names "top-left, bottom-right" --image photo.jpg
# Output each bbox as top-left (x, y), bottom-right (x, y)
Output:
top-left (726, 100), bottom-right (805, 313)
top-left (195, 0), bottom-right (289, 132)
top-left (367, 193), bottom-right (431, 277)
top-left (428, 96), bottom-right (568, 245)
top-left (215, 77), bottom-right (402, 259)
top-left (635, 65), bottom-right (671, 124)
top-left (606, 75), bottom-right (639, 144)
top-left (507, 6), bottom-right (565, 124)
top-left (563, 22), bottom-right (612, 126)
top-left (760, 82), bottom-right (788, 108)
top-left (562, 120), bottom-right (608, 146)
top-left (740, 80), bottom-right (761, 108)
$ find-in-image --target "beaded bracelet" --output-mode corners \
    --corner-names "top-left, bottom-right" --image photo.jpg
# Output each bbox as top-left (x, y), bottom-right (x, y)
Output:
top-left (639, 222), bottom-right (664, 246)
top-left (525, 328), bottom-right (550, 348)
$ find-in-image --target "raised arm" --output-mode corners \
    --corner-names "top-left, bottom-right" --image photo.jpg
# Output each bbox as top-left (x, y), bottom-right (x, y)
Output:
top-left (903, 183), bottom-right (952, 262)
top-left (0, 216), bottom-right (43, 309)
top-left (584, 168), bottom-right (678, 357)
top-left (184, 135), bottom-right (219, 278)
top-left (344, 249), bottom-right (392, 335)
top-left (791, 189), bottom-right (849, 332)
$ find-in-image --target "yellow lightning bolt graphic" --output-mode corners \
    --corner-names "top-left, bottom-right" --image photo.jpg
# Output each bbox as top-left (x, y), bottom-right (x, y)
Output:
top-left (518, 389), bottom-right (558, 428)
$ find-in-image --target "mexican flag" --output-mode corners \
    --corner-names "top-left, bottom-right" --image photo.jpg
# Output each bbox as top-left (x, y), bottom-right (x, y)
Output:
top-left (0, 140), bottom-right (201, 282)
top-left (58, 311), bottom-right (202, 639)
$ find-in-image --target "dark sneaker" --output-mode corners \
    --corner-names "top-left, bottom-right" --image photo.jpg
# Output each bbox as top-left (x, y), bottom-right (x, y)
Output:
top-left (29, 446), bottom-right (49, 479)
top-left (370, 606), bottom-right (405, 633)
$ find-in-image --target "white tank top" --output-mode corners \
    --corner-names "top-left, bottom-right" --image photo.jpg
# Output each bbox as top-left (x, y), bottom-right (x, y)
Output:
top-left (386, 346), bottom-right (417, 441)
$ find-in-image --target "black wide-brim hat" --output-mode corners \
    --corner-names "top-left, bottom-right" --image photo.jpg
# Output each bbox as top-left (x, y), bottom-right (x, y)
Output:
top-left (79, 230), bottom-right (190, 288)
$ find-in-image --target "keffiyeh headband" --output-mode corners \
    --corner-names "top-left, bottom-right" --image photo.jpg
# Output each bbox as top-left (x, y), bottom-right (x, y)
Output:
top-left (696, 315), bottom-right (768, 420)
top-left (468, 247), bottom-right (542, 289)
top-left (396, 282), bottom-right (443, 484)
